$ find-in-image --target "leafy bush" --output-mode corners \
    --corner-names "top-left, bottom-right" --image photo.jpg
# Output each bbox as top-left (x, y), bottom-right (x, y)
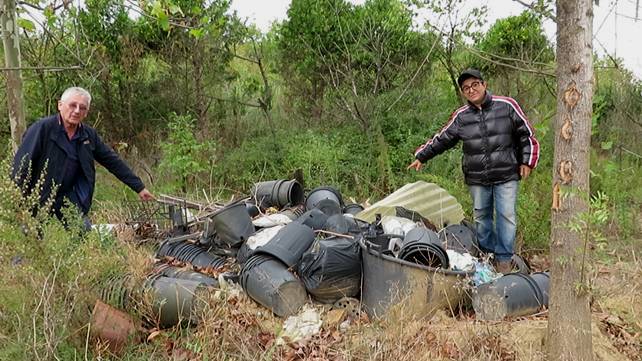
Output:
top-left (158, 113), bottom-right (216, 192)
top-left (0, 156), bottom-right (126, 359)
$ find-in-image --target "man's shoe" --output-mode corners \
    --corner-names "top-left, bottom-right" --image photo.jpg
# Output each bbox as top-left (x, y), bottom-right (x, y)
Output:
top-left (496, 261), bottom-right (513, 274)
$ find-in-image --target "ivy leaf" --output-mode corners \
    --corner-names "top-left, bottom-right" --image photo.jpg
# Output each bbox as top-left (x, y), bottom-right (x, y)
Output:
top-left (157, 13), bottom-right (170, 31)
top-left (189, 28), bottom-right (204, 38)
top-left (151, 0), bottom-right (164, 18)
top-left (168, 4), bottom-right (182, 16)
top-left (600, 141), bottom-right (613, 150)
top-left (17, 18), bottom-right (35, 32)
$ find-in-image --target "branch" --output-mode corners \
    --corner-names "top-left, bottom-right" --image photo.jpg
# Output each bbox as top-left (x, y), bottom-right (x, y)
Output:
top-left (122, 1), bottom-right (197, 30)
top-left (512, 0), bottom-right (557, 22)
top-left (425, 22), bottom-right (555, 77)
top-left (469, 47), bottom-right (555, 77)
top-left (233, 53), bottom-right (259, 65)
top-left (18, 1), bottom-right (65, 11)
top-left (386, 35), bottom-right (440, 112)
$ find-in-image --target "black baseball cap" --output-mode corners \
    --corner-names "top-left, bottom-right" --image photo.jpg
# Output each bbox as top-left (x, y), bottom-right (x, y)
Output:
top-left (457, 69), bottom-right (484, 88)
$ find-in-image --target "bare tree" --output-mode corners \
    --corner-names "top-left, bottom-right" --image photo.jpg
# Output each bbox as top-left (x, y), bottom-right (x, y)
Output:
top-left (1, 0), bottom-right (26, 152)
top-left (548, 0), bottom-right (594, 360)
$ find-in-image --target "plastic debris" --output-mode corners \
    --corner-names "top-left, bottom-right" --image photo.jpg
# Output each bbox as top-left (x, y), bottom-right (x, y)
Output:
top-left (446, 250), bottom-right (476, 271)
top-left (381, 215), bottom-right (417, 236)
top-left (245, 225), bottom-right (284, 250)
top-left (252, 213), bottom-right (293, 228)
top-left (297, 237), bottom-right (361, 303)
top-left (277, 306), bottom-right (322, 344)
top-left (472, 261), bottom-right (501, 286)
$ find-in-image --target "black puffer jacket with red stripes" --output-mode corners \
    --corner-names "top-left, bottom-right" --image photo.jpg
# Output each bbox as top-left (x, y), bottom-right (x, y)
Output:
top-left (414, 91), bottom-right (539, 186)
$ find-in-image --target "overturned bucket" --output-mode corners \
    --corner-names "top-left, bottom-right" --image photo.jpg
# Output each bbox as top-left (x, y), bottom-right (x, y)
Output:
top-left (157, 240), bottom-right (227, 270)
top-left (399, 228), bottom-right (449, 269)
top-left (240, 254), bottom-right (307, 317)
top-left (211, 201), bottom-right (255, 247)
top-left (251, 179), bottom-right (304, 210)
top-left (96, 274), bottom-right (134, 309)
top-left (530, 272), bottom-right (550, 306)
top-left (146, 276), bottom-right (210, 328)
top-left (305, 186), bottom-right (344, 211)
top-left (154, 264), bottom-right (219, 287)
top-left (472, 273), bottom-right (545, 321)
top-left (343, 203), bottom-right (364, 215)
top-left (294, 208), bottom-right (329, 230)
top-left (256, 222), bottom-right (316, 267)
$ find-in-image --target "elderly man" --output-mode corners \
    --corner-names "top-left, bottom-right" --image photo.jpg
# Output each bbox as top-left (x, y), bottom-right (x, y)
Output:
top-left (408, 69), bottom-right (539, 273)
top-left (12, 87), bottom-right (154, 227)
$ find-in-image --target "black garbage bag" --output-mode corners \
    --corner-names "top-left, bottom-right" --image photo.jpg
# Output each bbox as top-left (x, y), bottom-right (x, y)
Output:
top-left (296, 236), bottom-right (362, 303)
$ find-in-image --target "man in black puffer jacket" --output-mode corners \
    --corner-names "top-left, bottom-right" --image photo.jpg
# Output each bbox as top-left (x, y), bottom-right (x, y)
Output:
top-left (12, 87), bottom-right (154, 229)
top-left (408, 69), bottom-right (539, 273)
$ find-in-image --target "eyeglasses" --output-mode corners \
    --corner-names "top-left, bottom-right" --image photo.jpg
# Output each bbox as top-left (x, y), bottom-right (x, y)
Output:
top-left (461, 81), bottom-right (483, 93)
top-left (65, 102), bottom-right (88, 113)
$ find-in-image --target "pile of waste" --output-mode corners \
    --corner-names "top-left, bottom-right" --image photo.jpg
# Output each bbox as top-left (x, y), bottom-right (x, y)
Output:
top-left (90, 180), bottom-right (550, 351)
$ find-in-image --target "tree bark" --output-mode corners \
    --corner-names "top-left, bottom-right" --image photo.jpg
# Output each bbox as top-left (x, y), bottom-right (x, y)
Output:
top-left (1, 0), bottom-right (26, 152)
top-left (548, 1), bottom-right (594, 360)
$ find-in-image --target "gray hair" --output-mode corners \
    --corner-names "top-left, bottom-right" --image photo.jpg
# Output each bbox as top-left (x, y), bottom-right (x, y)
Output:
top-left (60, 87), bottom-right (92, 106)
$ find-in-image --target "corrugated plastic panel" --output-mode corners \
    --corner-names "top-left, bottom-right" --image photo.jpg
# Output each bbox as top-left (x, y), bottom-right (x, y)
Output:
top-left (356, 181), bottom-right (464, 228)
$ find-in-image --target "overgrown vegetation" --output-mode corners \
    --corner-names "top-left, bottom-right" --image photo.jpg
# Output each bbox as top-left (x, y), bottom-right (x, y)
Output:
top-left (1, 0), bottom-right (641, 359)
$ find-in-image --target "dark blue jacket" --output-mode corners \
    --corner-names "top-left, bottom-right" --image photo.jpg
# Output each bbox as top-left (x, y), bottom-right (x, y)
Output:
top-left (12, 114), bottom-right (145, 215)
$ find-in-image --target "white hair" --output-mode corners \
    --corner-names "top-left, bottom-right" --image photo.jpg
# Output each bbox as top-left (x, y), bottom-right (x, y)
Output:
top-left (60, 87), bottom-right (92, 106)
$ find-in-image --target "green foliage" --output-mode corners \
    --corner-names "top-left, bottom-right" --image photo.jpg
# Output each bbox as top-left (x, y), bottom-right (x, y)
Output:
top-left (277, 0), bottom-right (429, 122)
top-left (477, 11), bottom-right (553, 68)
top-left (159, 113), bottom-right (216, 192)
top-left (0, 155), bottom-right (125, 359)
top-left (592, 63), bottom-right (642, 151)
top-left (590, 154), bottom-right (642, 238)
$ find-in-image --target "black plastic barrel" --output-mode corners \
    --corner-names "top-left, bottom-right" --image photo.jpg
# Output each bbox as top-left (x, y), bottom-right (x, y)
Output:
top-left (322, 214), bottom-right (363, 235)
top-left (256, 222), bottom-right (316, 267)
top-left (96, 274), bottom-right (133, 309)
top-left (398, 228), bottom-right (449, 268)
top-left (251, 179), bottom-right (304, 210)
top-left (240, 254), bottom-right (307, 317)
top-left (305, 186), bottom-right (344, 211)
top-left (146, 276), bottom-right (209, 328)
top-left (314, 198), bottom-right (342, 216)
top-left (157, 240), bottom-right (227, 269)
top-left (343, 203), bottom-right (364, 215)
top-left (294, 208), bottom-right (329, 230)
top-left (472, 273), bottom-right (545, 320)
top-left (323, 214), bottom-right (350, 234)
top-left (438, 224), bottom-right (479, 256)
top-left (154, 264), bottom-right (219, 287)
top-left (210, 201), bottom-right (255, 247)
top-left (245, 202), bottom-right (260, 218)
top-left (530, 272), bottom-right (550, 306)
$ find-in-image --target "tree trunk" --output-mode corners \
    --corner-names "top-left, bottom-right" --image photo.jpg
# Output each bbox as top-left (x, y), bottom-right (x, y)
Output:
top-left (548, 1), bottom-right (594, 360)
top-left (1, 0), bottom-right (26, 152)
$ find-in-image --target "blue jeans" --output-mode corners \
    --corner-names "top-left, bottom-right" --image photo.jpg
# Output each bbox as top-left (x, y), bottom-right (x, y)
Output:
top-left (469, 180), bottom-right (518, 262)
